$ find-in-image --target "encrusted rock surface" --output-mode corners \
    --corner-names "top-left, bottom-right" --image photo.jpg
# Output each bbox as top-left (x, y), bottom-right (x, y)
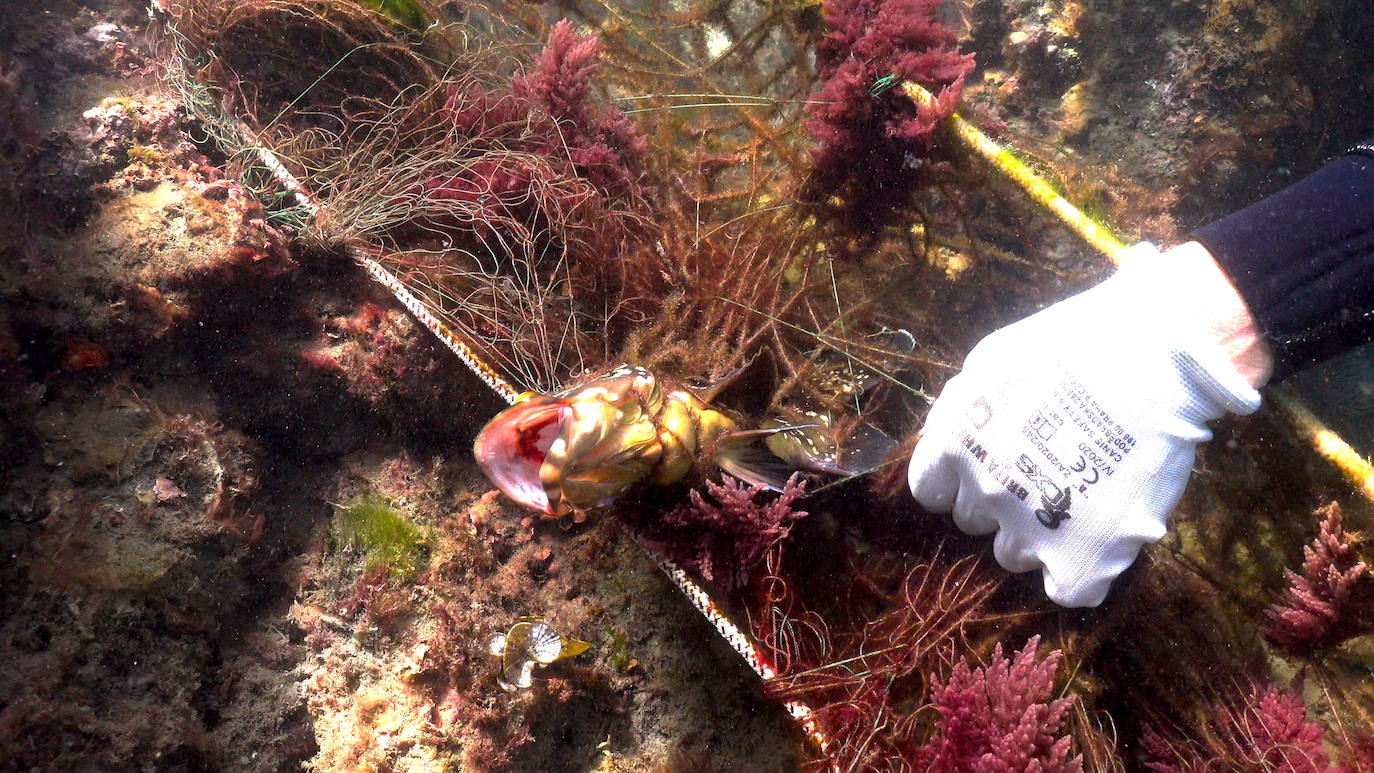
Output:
top-left (0, 2), bottom-right (797, 769)
top-left (4, 0), bottom-right (1374, 770)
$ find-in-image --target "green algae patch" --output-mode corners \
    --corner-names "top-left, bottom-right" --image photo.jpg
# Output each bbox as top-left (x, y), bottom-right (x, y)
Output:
top-left (358, 0), bottom-right (430, 30)
top-left (333, 492), bottom-right (431, 578)
top-left (602, 625), bottom-right (637, 673)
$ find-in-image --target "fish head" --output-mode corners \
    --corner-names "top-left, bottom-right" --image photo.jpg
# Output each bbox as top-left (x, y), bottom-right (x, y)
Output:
top-left (474, 366), bottom-right (671, 515)
top-left (473, 394), bottom-right (572, 514)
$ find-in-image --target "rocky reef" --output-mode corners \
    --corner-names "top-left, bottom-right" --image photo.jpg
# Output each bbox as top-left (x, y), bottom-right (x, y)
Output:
top-left (3, 0), bottom-right (1374, 770)
top-left (0, 2), bottom-right (795, 768)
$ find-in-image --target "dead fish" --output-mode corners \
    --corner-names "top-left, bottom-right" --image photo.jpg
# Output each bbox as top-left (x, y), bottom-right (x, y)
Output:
top-left (486, 617), bottom-right (590, 691)
top-left (474, 363), bottom-right (852, 515)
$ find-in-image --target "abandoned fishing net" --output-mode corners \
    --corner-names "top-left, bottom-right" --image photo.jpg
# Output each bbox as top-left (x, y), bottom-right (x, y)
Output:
top-left (155, 0), bottom-right (1374, 768)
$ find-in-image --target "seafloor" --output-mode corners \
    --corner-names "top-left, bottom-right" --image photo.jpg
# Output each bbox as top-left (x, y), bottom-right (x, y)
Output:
top-left (2, 0), bottom-right (1373, 771)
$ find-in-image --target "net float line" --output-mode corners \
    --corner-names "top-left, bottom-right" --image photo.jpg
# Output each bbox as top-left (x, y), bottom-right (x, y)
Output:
top-left (898, 81), bottom-right (1128, 262)
top-left (899, 79), bottom-right (1374, 507)
top-left (212, 76), bottom-right (834, 760)
top-left (1271, 385), bottom-right (1374, 502)
top-left (649, 553), bottom-right (832, 757)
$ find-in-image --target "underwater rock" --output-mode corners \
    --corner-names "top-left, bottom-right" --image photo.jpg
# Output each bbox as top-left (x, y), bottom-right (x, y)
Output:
top-left (27, 392), bottom-right (261, 621)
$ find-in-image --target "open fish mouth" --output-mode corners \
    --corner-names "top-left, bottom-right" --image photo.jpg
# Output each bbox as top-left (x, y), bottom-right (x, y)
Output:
top-left (473, 400), bottom-right (570, 514)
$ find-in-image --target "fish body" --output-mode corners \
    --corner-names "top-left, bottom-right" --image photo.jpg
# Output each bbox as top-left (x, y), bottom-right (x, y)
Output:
top-left (474, 365), bottom-right (742, 515)
top-left (475, 354), bottom-right (905, 516)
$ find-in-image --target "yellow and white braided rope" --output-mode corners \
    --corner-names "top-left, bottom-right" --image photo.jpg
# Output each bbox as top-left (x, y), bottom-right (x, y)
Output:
top-left (354, 256), bottom-right (521, 405)
top-left (650, 553), bottom-right (830, 753)
top-left (900, 82), bottom-right (1127, 262)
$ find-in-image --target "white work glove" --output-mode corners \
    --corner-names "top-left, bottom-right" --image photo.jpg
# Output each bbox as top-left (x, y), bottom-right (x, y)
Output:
top-left (908, 243), bottom-right (1262, 606)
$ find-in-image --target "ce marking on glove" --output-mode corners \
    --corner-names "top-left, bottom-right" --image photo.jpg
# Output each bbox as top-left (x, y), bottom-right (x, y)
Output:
top-left (1069, 455), bottom-right (1100, 489)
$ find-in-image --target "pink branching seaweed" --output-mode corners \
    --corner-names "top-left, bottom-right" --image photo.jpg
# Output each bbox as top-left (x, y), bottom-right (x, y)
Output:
top-left (1263, 502), bottom-right (1372, 655)
top-left (418, 19), bottom-right (652, 259)
top-left (513, 20), bottom-right (602, 127)
top-left (759, 552), bottom-right (1005, 769)
top-left (636, 474), bottom-right (808, 590)
top-left (1142, 683), bottom-right (1330, 773)
top-left (510, 20), bottom-right (649, 201)
top-left (916, 636), bottom-right (1082, 773)
top-left (805, 0), bottom-right (974, 228)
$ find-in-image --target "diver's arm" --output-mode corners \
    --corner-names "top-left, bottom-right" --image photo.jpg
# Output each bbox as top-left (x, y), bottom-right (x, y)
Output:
top-left (1152, 240), bottom-right (1272, 389)
top-left (1145, 137), bottom-right (1374, 389)
top-left (1194, 142), bottom-right (1374, 380)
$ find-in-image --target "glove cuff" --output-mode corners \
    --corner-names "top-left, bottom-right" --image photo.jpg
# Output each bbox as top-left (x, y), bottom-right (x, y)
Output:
top-left (1112, 242), bottom-right (1262, 420)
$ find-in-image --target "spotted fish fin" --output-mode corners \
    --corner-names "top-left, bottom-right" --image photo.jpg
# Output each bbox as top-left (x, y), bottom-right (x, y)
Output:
top-left (712, 436), bottom-right (799, 492)
top-left (836, 423), bottom-right (898, 475)
top-left (762, 419), bottom-right (849, 477)
top-left (764, 418), bottom-right (897, 479)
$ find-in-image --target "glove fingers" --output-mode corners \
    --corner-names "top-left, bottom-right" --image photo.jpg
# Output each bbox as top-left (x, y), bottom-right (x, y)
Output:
top-left (951, 478), bottom-right (999, 536)
top-left (907, 435), bottom-right (960, 513)
top-left (991, 524), bottom-right (1041, 573)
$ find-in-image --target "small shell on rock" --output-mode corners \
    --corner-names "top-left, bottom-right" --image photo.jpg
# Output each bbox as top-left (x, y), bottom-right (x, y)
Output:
top-left (485, 633), bottom-right (507, 657)
top-left (485, 617), bottom-right (591, 691)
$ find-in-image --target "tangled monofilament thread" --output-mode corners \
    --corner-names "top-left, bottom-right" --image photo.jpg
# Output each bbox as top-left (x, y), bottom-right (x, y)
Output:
top-left (157, 4), bottom-right (840, 758)
top-left (759, 551), bottom-right (1022, 768)
top-left (292, 23), bottom-right (656, 391)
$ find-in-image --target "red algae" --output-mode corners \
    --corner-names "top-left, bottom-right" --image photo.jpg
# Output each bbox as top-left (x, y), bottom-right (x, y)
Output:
top-left (1143, 684), bottom-right (1330, 773)
top-left (805, 0), bottom-right (974, 230)
top-left (918, 636), bottom-right (1081, 773)
top-left (632, 473), bottom-right (808, 590)
top-left (1263, 502), bottom-right (1373, 655)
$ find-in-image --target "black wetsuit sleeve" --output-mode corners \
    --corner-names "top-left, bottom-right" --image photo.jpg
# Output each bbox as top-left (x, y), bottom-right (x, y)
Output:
top-left (1192, 142), bottom-right (1374, 381)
